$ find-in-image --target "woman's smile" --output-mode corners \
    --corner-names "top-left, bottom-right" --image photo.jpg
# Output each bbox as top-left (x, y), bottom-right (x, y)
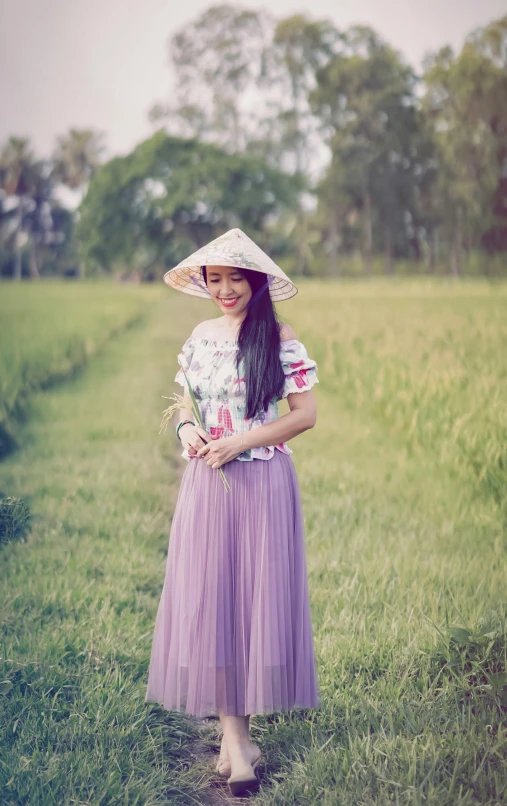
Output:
top-left (219, 296), bottom-right (240, 308)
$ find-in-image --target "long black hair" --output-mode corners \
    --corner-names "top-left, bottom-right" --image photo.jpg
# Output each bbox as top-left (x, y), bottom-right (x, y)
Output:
top-left (202, 266), bottom-right (285, 419)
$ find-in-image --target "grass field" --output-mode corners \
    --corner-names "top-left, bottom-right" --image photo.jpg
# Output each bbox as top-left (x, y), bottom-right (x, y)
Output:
top-left (1, 279), bottom-right (506, 804)
top-left (0, 280), bottom-right (160, 457)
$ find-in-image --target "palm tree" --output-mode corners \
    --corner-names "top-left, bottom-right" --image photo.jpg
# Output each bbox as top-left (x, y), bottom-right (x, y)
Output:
top-left (51, 128), bottom-right (106, 278)
top-left (0, 137), bottom-right (43, 279)
top-left (52, 128), bottom-right (105, 192)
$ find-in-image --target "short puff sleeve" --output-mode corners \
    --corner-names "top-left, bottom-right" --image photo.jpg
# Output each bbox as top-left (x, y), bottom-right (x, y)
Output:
top-left (174, 336), bottom-right (196, 388)
top-left (280, 340), bottom-right (319, 399)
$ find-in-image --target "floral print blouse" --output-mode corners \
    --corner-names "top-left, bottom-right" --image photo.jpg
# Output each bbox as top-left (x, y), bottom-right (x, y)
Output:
top-left (174, 335), bottom-right (319, 462)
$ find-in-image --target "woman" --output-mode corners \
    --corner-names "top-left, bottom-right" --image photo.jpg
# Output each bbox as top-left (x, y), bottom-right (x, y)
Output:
top-left (145, 228), bottom-right (321, 797)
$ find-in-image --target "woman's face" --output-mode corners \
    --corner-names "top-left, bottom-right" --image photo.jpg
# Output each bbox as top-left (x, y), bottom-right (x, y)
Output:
top-left (205, 265), bottom-right (252, 317)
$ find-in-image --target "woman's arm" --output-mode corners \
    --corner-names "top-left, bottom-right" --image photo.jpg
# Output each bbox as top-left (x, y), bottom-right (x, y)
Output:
top-left (243, 389), bottom-right (316, 450)
top-left (177, 321), bottom-right (213, 454)
top-left (195, 390), bottom-right (316, 468)
top-left (178, 397), bottom-right (194, 428)
top-left (243, 319), bottom-right (316, 448)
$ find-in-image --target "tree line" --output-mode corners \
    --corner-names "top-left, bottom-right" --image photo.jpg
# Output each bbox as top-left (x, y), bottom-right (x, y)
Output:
top-left (1, 6), bottom-right (506, 280)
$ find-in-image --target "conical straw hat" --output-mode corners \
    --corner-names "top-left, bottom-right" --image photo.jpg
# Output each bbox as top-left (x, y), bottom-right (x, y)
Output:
top-left (163, 228), bottom-right (298, 302)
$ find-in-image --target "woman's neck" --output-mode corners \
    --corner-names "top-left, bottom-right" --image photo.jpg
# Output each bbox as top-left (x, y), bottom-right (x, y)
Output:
top-left (216, 313), bottom-right (246, 336)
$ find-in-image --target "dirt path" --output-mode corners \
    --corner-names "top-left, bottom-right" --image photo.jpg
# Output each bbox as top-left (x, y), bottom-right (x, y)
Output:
top-left (0, 295), bottom-right (254, 805)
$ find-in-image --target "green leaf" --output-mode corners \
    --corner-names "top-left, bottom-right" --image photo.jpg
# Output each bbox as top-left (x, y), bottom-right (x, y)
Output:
top-left (179, 365), bottom-right (204, 428)
top-left (448, 626), bottom-right (472, 645)
top-left (0, 680), bottom-right (13, 695)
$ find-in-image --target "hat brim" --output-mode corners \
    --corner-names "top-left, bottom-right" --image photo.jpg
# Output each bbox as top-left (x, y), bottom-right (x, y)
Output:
top-left (163, 263), bottom-right (298, 302)
top-left (163, 228), bottom-right (299, 302)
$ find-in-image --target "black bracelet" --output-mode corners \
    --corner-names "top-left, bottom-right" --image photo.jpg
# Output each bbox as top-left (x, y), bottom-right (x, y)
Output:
top-left (176, 420), bottom-right (195, 441)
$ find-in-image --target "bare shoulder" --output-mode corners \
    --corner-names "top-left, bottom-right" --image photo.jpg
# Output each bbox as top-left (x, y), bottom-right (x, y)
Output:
top-left (279, 321), bottom-right (297, 341)
top-left (190, 320), bottom-right (215, 339)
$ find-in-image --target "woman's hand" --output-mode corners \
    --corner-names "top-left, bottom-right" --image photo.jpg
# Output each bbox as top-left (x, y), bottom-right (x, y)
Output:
top-left (195, 435), bottom-right (244, 469)
top-left (179, 423), bottom-right (212, 456)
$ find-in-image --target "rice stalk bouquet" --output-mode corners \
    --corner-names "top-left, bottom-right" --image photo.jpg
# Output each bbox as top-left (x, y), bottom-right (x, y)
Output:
top-left (160, 363), bottom-right (232, 493)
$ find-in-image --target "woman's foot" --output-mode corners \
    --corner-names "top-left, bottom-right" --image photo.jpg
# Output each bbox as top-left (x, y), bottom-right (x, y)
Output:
top-left (215, 735), bottom-right (231, 775)
top-left (227, 739), bottom-right (262, 797)
top-left (215, 735), bottom-right (261, 777)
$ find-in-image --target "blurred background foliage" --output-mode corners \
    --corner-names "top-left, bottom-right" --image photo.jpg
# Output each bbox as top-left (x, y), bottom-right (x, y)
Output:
top-left (1, 5), bottom-right (507, 281)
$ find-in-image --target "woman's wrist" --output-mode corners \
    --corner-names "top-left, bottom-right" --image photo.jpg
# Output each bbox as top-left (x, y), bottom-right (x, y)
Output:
top-left (235, 432), bottom-right (247, 453)
top-left (176, 420), bottom-right (195, 441)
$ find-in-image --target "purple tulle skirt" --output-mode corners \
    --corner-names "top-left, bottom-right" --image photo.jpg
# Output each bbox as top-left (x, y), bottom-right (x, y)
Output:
top-left (145, 450), bottom-right (321, 717)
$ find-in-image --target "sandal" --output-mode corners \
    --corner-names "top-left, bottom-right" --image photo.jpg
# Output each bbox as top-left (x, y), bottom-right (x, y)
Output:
top-left (227, 755), bottom-right (261, 797)
top-left (216, 745), bottom-right (261, 778)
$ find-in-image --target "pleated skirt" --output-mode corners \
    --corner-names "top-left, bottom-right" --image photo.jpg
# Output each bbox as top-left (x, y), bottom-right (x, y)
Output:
top-left (145, 450), bottom-right (321, 717)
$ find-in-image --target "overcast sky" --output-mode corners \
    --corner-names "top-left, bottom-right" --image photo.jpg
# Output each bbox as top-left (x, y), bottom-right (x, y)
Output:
top-left (1, 0), bottom-right (506, 160)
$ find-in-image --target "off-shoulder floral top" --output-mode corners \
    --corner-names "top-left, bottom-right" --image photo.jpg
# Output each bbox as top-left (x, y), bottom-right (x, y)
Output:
top-left (174, 335), bottom-right (319, 462)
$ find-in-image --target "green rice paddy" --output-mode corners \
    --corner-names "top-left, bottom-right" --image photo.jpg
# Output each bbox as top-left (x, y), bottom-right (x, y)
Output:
top-left (1, 278), bottom-right (506, 804)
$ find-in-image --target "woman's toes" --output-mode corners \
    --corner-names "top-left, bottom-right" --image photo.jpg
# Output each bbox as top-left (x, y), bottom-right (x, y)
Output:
top-left (216, 756), bottom-right (231, 774)
top-left (215, 736), bottom-right (231, 775)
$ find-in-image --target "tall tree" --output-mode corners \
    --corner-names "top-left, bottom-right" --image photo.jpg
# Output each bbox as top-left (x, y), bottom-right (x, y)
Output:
top-left (151, 4), bottom-right (272, 152)
top-left (261, 16), bottom-right (338, 173)
top-left (52, 128), bottom-right (105, 193)
top-left (157, 7), bottom-right (339, 275)
top-left (51, 128), bottom-right (105, 277)
top-left (259, 15), bottom-right (339, 273)
top-left (76, 130), bottom-right (300, 277)
top-left (311, 26), bottom-right (420, 273)
top-left (0, 137), bottom-right (44, 279)
top-left (422, 17), bottom-right (507, 272)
